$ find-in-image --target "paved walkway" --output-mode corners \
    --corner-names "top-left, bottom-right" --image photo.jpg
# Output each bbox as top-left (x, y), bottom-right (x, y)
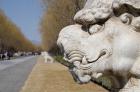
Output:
top-left (0, 56), bottom-right (36, 70)
top-left (0, 56), bottom-right (38, 92)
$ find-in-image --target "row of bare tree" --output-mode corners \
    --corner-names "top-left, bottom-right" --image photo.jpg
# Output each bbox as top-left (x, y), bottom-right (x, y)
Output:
top-left (40, 0), bottom-right (85, 54)
top-left (0, 9), bottom-right (39, 52)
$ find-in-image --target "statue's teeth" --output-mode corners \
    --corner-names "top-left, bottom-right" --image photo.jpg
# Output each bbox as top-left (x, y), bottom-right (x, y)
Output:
top-left (82, 56), bottom-right (88, 65)
top-left (73, 61), bottom-right (80, 68)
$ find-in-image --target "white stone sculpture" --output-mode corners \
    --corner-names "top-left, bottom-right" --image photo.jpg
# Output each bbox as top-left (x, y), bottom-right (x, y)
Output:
top-left (41, 52), bottom-right (53, 63)
top-left (57, 0), bottom-right (140, 91)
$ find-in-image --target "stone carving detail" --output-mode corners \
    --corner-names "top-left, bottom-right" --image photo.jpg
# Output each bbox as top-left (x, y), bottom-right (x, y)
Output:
top-left (57, 0), bottom-right (140, 91)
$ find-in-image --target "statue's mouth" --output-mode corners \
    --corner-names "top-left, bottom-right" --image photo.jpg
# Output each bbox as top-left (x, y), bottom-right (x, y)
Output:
top-left (80, 63), bottom-right (93, 70)
top-left (65, 49), bottom-right (112, 72)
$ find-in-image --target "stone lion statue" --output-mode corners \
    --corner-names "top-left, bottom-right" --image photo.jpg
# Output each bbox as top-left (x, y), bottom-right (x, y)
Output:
top-left (57, 0), bottom-right (140, 91)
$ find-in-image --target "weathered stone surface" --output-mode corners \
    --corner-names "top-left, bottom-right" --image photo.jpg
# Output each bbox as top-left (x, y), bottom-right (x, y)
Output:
top-left (57, 0), bottom-right (140, 91)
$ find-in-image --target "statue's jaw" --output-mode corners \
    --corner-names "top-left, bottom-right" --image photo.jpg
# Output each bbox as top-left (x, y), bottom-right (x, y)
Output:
top-left (69, 65), bottom-right (104, 84)
top-left (65, 48), bottom-right (112, 71)
top-left (69, 67), bottom-right (92, 84)
top-left (66, 55), bottom-right (106, 83)
top-left (65, 51), bottom-right (114, 84)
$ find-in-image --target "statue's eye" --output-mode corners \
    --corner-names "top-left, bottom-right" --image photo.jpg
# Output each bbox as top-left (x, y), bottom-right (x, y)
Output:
top-left (89, 24), bottom-right (102, 34)
top-left (120, 13), bottom-right (133, 25)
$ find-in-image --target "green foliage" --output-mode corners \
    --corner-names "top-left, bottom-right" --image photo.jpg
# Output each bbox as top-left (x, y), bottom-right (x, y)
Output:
top-left (95, 76), bottom-right (112, 90)
top-left (54, 55), bottom-right (63, 63)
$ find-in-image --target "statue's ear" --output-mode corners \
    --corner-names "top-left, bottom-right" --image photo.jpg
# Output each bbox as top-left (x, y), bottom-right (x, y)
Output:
top-left (130, 58), bottom-right (140, 78)
top-left (112, 1), bottom-right (140, 33)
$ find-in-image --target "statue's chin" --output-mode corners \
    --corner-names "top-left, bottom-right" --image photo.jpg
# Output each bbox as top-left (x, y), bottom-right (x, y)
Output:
top-left (78, 75), bottom-right (91, 83)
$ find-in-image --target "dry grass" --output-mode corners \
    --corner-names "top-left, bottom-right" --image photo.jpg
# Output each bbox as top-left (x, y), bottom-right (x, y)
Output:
top-left (20, 56), bottom-right (108, 92)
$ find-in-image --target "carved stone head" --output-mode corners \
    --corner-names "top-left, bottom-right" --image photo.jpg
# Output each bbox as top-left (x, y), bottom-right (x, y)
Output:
top-left (57, 0), bottom-right (140, 88)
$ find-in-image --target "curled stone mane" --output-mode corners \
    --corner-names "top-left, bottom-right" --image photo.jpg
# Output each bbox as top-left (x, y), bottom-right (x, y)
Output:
top-left (74, 0), bottom-right (140, 26)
